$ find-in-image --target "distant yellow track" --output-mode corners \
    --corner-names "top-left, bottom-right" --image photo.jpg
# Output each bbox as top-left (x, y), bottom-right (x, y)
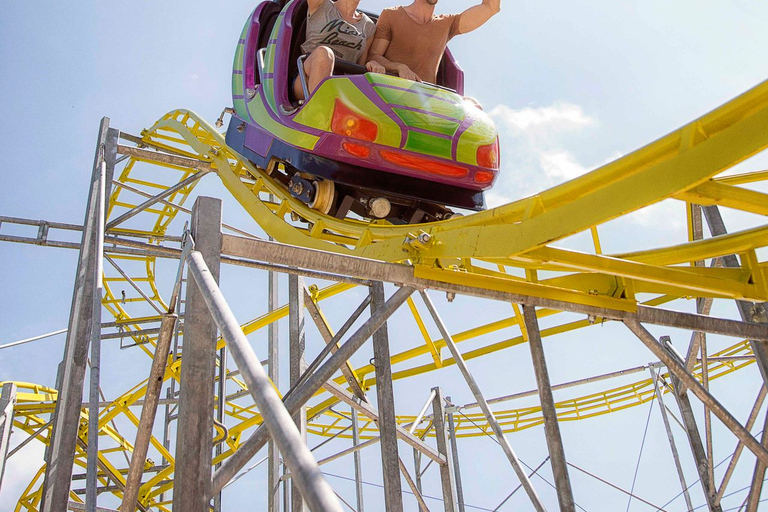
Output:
top-left (7, 78), bottom-right (768, 510)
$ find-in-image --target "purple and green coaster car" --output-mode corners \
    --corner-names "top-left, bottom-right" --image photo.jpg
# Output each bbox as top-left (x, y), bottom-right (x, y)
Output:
top-left (225, 0), bottom-right (500, 223)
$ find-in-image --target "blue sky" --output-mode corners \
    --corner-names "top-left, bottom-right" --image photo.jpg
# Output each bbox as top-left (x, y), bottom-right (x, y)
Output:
top-left (2, 1), bottom-right (768, 510)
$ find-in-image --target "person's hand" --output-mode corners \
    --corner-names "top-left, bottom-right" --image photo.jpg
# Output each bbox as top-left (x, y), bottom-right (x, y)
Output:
top-left (366, 61), bottom-right (386, 74)
top-left (396, 64), bottom-right (421, 82)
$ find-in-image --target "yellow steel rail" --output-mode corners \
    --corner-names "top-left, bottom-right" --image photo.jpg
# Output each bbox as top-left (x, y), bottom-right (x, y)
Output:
top-left (7, 77), bottom-right (768, 510)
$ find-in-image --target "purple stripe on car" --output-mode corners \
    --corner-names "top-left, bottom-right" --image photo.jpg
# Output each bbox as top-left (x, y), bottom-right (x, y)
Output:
top-left (239, 38), bottom-right (246, 44)
top-left (233, 95), bottom-right (245, 99)
top-left (233, 70), bottom-right (244, 75)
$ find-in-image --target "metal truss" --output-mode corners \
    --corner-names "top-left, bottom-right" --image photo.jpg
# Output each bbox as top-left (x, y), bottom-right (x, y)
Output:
top-left (1, 77), bottom-right (768, 512)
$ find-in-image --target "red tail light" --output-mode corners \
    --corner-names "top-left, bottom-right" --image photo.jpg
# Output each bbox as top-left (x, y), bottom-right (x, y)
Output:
top-left (332, 99), bottom-right (378, 142)
top-left (342, 141), bottom-right (371, 158)
top-left (380, 150), bottom-right (468, 178)
top-left (474, 170), bottom-right (495, 184)
top-left (477, 139), bottom-right (500, 169)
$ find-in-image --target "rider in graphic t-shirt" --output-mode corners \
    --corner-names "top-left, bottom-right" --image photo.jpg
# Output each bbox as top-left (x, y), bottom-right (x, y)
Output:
top-left (368, 0), bottom-right (501, 85)
top-left (295, 0), bottom-right (384, 100)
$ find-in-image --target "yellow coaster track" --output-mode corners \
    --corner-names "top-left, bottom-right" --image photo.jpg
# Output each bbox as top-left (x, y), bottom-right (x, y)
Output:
top-left (5, 77), bottom-right (768, 511)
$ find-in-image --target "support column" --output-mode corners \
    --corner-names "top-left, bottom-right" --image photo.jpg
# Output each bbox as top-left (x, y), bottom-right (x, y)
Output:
top-left (522, 305), bottom-right (575, 512)
top-left (289, 274), bottom-right (307, 512)
top-left (0, 382), bottom-right (17, 492)
top-left (352, 408), bottom-right (365, 512)
top-left (420, 291), bottom-right (546, 512)
top-left (268, 266), bottom-right (281, 512)
top-left (121, 314), bottom-right (178, 512)
top-left (431, 387), bottom-right (457, 512)
top-left (173, 197), bottom-right (222, 512)
top-left (670, 372), bottom-right (722, 512)
top-left (370, 282), bottom-right (404, 512)
top-left (213, 344), bottom-right (227, 512)
top-left (446, 399), bottom-right (466, 512)
top-left (41, 119), bottom-right (117, 512)
top-left (649, 367), bottom-right (694, 511)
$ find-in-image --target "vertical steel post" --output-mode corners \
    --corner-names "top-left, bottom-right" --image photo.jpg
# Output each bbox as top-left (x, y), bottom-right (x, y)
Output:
top-left (214, 344), bottom-right (227, 512)
top-left (702, 205), bottom-right (768, 384)
top-left (745, 412), bottom-right (768, 512)
top-left (413, 449), bottom-right (423, 494)
top-left (0, 382), bottom-right (17, 492)
top-left (121, 314), bottom-right (178, 512)
top-left (420, 291), bottom-right (547, 512)
top-left (649, 367), bottom-right (694, 511)
top-left (269, 262), bottom-right (281, 512)
top-left (669, 372), bottom-right (722, 512)
top-left (446, 399), bottom-right (466, 512)
top-left (370, 282), bottom-right (405, 512)
top-left (173, 197), bottom-right (222, 512)
top-left (431, 387), bottom-right (457, 512)
top-left (210, 286), bottom-right (414, 494)
top-left (41, 119), bottom-right (116, 512)
top-left (352, 408), bottom-right (365, 512)
top-left (85, 159), bottom-right (105, 512)
top-left (185, 251), bottom-right (342, 512)
top-left (522, 305), bottom-right (575, 512)
top-left (289, 274), bottom-right (308, 512)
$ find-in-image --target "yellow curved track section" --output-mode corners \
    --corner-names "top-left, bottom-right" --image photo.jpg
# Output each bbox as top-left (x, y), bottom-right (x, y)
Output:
top-left (6, 77), bottom-right (768, 510)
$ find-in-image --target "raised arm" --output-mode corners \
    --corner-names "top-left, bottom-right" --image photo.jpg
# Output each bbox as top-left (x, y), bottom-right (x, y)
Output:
top-left (457, 0), bottom-right (500, 34)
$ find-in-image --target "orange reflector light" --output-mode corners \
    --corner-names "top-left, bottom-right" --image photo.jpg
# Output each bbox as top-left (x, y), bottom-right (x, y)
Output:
top-left (474, 170), bottom-right (495, 184)
top-left (476, 138), bottom-right (500, 169)
top-left (342, 141), bottom-right (370, 158)
top-left (331, 99), bottom-right (378, 142)
top-left (380, 150), bottom-right (468, 178)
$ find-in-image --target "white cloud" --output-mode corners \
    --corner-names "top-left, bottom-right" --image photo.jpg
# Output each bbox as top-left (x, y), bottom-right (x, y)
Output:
top-left (486, 101), bottom-right (598, 203)
top-left (0, 441), bottom-right (46, 510)
top-left (489, 102), bottom-right (594, 132)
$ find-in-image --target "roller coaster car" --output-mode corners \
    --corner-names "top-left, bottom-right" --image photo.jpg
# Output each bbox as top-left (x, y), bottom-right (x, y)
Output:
top-left (226, 0), bottom-right (500, 223)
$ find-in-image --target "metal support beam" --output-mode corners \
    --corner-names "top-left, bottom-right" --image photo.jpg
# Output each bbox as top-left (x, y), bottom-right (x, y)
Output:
top-left (303, 286), bottom-right (367, 400)
top-left (670, 371), bottom-right (722, 512)
top-left (649, 367), bottom-right (693, 512)
top-left (522, 305), bottom-right (575, 512)
top-left (625, 320), bottom-right (768, 467)
top-left (211, 285), bottom-right (414, 494)
top-left (289, 274), bottom-right (308, 512)
top-left (370, 282), bottom-right (405, 512)
top-left (446, 401), bottom-right (466, 512)
top-left (214, 342), bottom-right (227, 512)
top-left (220, 235), bottom-right (768, 341)
top-left (745, 410), bottom-right (768, 512)
top-left (716, 386), bottom-right (767, 505)
top-left (268, 256), bottom-right (281, 512)
top-left (186, 251), bottom-right (342, 512)
top-left (322, 380), bottom-right (444, 464)
top-left (399, 457), bottom-right (430, 512)
top-left (105, 169), bottom-right (211, 231)
top-left (431, 387), bottom-right (457, 512)
top-left (702, 205), bottom-right (768, 384)
top-left (419, 291), bottom-right (547, 512)
top-left (85, 157), bottom-right (106, 512)
top-left (0, 382), bottom-right (17, 492)
top-left (121, 314), bottom-right (178, 512)
top-left (352, 408), bottom-right (364, 512)
top-left (173, 197), bottom-right (222, 512)
top-left (41, 119), bottom-right (117, 512)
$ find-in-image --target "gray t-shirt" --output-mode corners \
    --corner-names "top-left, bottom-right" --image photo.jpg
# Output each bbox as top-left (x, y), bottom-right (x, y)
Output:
top-left (301, 0), bottom-right (375, 63)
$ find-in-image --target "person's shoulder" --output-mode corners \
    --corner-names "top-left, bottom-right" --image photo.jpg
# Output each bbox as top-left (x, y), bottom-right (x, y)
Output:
top-left (378, 6), bottom-right (404, 18)
top-left (432, 12), bottom-right (460, 22)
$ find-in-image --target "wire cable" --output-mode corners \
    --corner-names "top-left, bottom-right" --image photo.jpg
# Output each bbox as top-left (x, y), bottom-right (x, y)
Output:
top-left (626, 397), bottom-right (655, 512)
